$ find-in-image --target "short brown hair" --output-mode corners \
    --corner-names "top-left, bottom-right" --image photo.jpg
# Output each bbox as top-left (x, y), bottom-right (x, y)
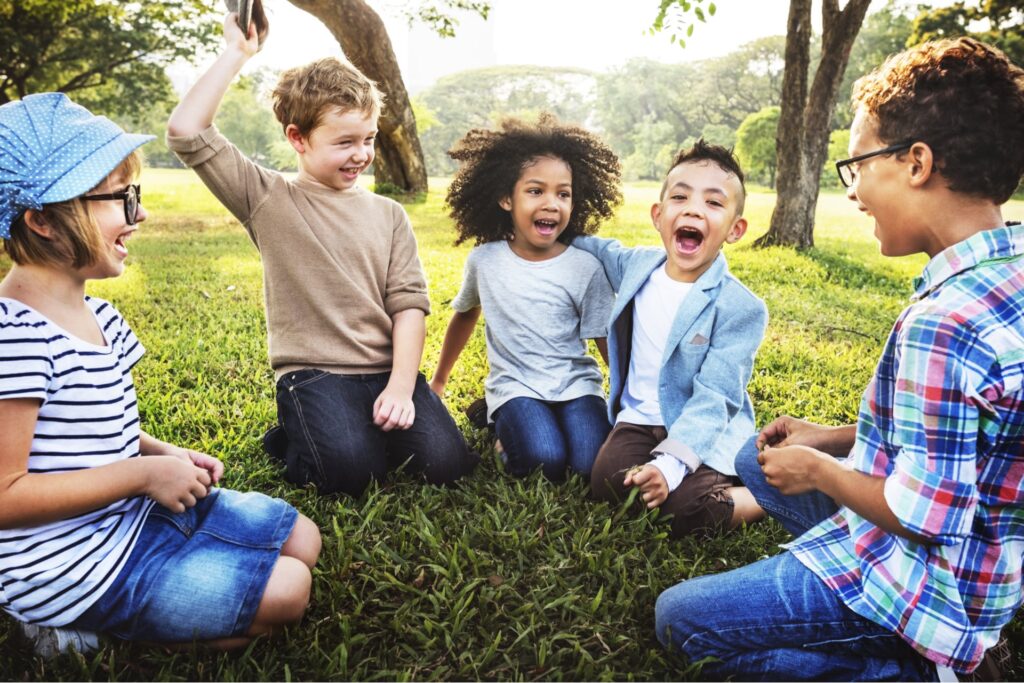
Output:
top-left (852, 37), bottom-right (1024, 204)
top-left (661, 138), bottom-right (747, 215)
top-left (271, 57), bottom-right (384, 137)
top-left (3, 151), bottom-right (142, 268)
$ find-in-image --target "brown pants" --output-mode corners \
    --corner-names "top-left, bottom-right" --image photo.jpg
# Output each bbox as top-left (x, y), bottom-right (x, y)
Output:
top-left (590, 422), bottom-right (737, 539)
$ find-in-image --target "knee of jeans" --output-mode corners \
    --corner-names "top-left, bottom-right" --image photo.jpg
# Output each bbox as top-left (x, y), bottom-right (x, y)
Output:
top-left (654, 583), bottom-right (695, 649)
top-left (733, 436), bottom-right (763, 486)
top-left (315, 448), bottom-right (386, 497)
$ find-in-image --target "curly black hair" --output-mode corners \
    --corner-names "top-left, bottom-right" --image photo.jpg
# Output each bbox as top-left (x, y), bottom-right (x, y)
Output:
top-left (446, 114), bottom-right (622, 245)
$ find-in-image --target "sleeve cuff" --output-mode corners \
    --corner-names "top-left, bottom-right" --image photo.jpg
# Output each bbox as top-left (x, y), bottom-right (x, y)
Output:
top-left (651, 437), bottom-right (701, 473)
top-left (650, 454), bottom-right (688, 492)
top-left (166, 124), bottom-right (227, 164)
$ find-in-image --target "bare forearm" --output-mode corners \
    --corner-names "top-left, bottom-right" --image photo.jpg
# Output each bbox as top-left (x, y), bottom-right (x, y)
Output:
top-left (818, 424), bottom-right (858, 456)
top-left (0, 459), bottom-right (149, 529)
top-left (390, 308), bottom-right (427, 393)
top-left (593, 337), bottom-right (609, 367)
top-left (167, 47), bottom-right (250, 137)
top-left (813, 457), bottom-right (929, 543)
top-left (432, 308), bottom-right (481, 386)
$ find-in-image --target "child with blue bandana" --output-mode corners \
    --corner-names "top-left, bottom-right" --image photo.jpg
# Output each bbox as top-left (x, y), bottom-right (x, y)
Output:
top-left (0, 93), bottom-right (321, 657)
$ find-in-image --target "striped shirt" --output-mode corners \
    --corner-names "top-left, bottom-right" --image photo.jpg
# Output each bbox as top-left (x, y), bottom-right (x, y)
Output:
top-left (789, 225), bottom-right (1024, 674)
top-left (0, 296), bottom-right (153, 626)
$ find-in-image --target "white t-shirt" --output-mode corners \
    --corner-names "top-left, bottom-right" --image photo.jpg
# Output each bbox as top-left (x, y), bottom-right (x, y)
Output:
top-left (452, 241), bottom-right (613, 421)
top-left (0, 297), bottom-right (153, 626)
top-left (615, 265), bottom-right (694, 490)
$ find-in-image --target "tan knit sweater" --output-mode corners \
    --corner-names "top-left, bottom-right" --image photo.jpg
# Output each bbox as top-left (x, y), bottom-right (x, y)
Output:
top-left (167, 125), bottom-right (430, 379)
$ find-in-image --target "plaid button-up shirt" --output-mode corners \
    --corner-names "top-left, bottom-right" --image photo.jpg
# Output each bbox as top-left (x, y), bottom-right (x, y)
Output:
top-left (789, 224), bottom-right (1024, 674)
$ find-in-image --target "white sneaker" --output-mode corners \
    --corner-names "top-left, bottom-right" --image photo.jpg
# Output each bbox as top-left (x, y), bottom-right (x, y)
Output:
top-left (19, 622), bottom-right (99, 658)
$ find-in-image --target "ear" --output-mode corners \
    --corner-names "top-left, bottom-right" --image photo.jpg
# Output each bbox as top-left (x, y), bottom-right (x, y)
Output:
top-left (907, 141), bottom-right (935, 189)
top-left (22, 209), bottom-right (54, 239)
top-left (725, 216), bottom-right (748, 244)
top-left (285, 124), bottom-right (307, 154)
top-left (498, 196), bottom-right (512, 212)
top-left (650, 202), bottom-right (662, 229)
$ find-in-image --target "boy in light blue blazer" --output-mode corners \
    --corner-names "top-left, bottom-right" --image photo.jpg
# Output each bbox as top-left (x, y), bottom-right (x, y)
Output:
top-left (574, 140), bottom-right (767, 538)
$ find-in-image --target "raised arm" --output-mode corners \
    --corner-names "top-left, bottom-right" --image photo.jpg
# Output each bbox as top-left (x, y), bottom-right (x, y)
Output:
top-left (167, 14), bottom-right (259, 137)
top-left (430, 307), bottom-right (483, 396)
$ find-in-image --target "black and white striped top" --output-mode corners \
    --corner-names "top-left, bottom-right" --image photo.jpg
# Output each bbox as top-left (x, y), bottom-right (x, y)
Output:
top-left (0, 296), bottom-right (153, 626)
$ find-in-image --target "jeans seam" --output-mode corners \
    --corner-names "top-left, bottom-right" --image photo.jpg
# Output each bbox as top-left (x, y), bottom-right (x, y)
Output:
top-left (288, 385), bottom-right (327, 484)
top-left (680, 618), bottom-right (893, 656)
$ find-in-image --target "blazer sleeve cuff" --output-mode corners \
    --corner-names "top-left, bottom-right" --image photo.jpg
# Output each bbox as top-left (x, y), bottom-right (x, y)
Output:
top-left (650, 438), bottom-right (701, 473)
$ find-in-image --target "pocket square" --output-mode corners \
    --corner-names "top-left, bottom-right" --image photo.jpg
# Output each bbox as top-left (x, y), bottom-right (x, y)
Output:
top-left (690, 333), bottom-right (709, 345)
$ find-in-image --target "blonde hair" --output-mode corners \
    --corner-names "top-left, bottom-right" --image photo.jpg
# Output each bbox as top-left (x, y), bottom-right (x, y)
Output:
top-left (3, 151), bottom-right (142, 268)
top-left (271, 57), bottom-right (384, 136)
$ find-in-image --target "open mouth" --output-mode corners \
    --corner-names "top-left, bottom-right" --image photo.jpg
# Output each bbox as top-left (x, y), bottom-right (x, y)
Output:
top-left (113, 232), bottom-right (131, 258)
top-left (674, 226), bottom-right (704, 255)
top-left (534, 219), bottom-right (558, 236)
top-left (340, 166), bottom-right (364, 179)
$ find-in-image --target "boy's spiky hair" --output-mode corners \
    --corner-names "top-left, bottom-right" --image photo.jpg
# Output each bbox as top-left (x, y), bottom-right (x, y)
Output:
top-left (852, 37), bottom-right (1024, 204)
top-left (445, 114), bottom-right (622, 245)
top-left (662, 139), bottom-right (747, 214)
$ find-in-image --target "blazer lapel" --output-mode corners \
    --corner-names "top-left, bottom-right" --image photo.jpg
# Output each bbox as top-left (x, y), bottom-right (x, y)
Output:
top-left (660, 254), bottom-right (729, 365)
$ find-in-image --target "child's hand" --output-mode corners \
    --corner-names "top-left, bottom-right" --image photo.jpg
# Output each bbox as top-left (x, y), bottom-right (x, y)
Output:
top-left (374, 387), bottom-right (416, 431)
top-left (756, 416), bottom-right (852, 456)
top-left (756, 444), bottom-right (827, 495)
top-left (624, 464), bottom-right (669, 509)
top-left (224, 12), bottom-right (260, 58)
top-left (180, 449), bottom-right (224, 486)
top-left (143, 456), bottom-right (213, 513)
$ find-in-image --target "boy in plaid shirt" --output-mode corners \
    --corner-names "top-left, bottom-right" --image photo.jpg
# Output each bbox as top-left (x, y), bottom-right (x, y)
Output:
top-left (654, 38), bottom-right (1024, 680)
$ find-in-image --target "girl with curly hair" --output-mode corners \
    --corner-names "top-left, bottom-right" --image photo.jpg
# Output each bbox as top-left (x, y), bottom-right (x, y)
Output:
top-left (429, 115), bottom-right (622, 482)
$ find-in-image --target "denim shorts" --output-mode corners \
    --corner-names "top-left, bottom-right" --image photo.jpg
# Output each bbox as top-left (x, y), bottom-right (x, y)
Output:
top-left (73, 488), bottom-right (298, 642)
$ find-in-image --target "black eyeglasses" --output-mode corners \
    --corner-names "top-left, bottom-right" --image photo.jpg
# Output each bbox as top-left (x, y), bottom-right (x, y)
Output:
top-left (835, 142), bottom-right (913, 188)
top-left (81, 184), bottom-right (141, 225)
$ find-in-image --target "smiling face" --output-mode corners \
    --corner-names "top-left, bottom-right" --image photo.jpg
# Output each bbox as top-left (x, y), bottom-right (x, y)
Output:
top-left (80, 170), bottom-right (146, 280)
top-left (653, 160), bottom-right (747, 282)
top-left (845, 107), bottom-right (927, 257)
top-left (499, 155), bottom-right (573, 261)
top-left (290, 107), bottom-right (377, 191)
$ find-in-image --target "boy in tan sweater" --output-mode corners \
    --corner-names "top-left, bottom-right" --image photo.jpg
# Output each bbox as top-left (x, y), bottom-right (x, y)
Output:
top-left (167, 13), bottom-right (476, 497)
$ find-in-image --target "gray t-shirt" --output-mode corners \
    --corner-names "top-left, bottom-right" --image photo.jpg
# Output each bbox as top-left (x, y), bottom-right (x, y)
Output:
top-left (452, 241), bottom-right (614, 421)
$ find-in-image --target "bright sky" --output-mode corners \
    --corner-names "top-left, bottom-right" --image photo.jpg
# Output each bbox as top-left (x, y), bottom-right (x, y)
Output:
top-left (177, 0), bottom-right (799, 92)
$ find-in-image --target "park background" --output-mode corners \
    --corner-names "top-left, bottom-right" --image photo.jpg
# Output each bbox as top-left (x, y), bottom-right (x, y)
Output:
top-left (1, 0), bottom-right (1023, 679)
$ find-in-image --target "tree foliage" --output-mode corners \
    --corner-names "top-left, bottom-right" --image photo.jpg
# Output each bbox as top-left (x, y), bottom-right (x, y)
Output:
top-left (416, 65), bottom-right (597, 175)
top-left (0, 0), bottom-right (219, 118)
top-left (735, 106), bottom-right (780, 188)
top-left (909, 0), bottom-right (1024, 65)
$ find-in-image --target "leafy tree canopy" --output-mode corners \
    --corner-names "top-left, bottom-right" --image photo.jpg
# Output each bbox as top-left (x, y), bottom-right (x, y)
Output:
top-left (0, 0), bottom-right (219, 118)
top-left (734, 105), bottom-right (780, 188)
top-left (909, 0), bottom-right (1024, 64)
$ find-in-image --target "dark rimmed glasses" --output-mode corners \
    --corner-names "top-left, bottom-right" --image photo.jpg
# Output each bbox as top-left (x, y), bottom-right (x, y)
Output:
top-left (835, 142), bottom-right (913, 188)
top-left (82, 184), bottom-right (141, 225)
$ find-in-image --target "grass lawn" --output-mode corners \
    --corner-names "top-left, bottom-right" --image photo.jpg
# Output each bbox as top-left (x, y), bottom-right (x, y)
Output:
top-left (2, 168), bottom-right (1022, 680)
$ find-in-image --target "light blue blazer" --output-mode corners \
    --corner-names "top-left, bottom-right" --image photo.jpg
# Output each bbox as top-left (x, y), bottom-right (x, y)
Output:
top-left (574, 236), bottom-right (768, 476)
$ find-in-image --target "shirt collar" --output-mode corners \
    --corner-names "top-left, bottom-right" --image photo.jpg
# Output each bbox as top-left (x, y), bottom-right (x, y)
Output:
top-left (912, 223), bottom-right (1024, 300)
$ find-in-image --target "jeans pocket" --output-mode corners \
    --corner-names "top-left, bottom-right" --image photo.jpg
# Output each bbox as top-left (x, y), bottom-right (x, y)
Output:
top-left (279, 368), bottom-right (330, 391)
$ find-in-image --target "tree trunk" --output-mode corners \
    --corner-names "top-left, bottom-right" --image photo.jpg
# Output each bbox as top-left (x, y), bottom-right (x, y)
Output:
top-left (755, 0), bottom-right (871, 249)
top-left (286, 0), bottom-right (428, 194)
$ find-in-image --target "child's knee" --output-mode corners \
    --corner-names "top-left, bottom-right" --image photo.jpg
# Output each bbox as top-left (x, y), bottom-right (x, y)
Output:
top-left (253, 557), bottom-right (312, 631)
top-left (282, 514), bottom-right (322, 568)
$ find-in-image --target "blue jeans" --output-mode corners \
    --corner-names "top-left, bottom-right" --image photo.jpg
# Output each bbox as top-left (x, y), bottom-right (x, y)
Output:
top-left (274, 370), bottom-right (477, 497)
top-left (734, 435), bottom-right (840, 537)
top-left (654, 435), bottom-right (937, 680)
top-left (655, 552), bottom-right (937, 681)
top-left (492, 395), bottom-right (610, 481)
top-left (75, 489), bottom-right (297, 642)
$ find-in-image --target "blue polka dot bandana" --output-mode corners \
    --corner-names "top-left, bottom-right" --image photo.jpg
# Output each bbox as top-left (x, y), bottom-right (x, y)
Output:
top-left (0, 93), bottom-right (154, 238)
